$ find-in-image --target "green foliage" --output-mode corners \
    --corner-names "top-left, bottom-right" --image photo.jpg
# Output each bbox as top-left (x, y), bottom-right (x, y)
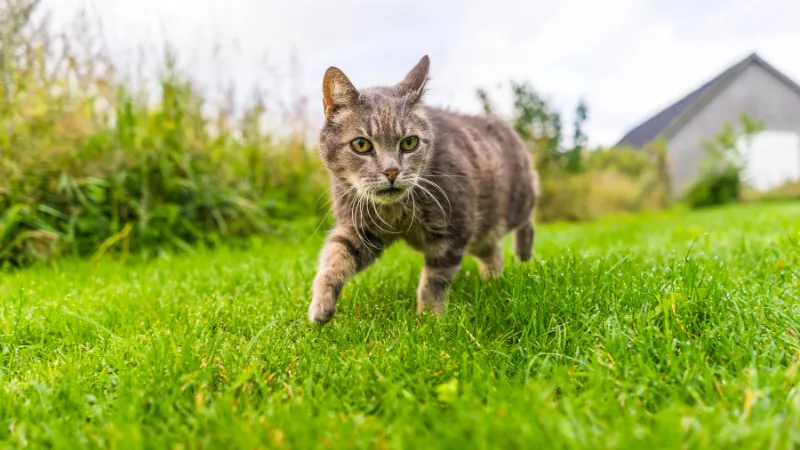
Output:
top-left (685, 114), bottom-right (764, 209)
top-left (476, 83), bottom-right (672, 222)
top-left (508, 81), bottom-right (566, 175)
top-left (584, 145), bottom-right (652, 177)
top-left (2, 202), bottom-right (800, 447)
top-left (744, 179), bottom-right (800, 203)
top-left (475, 88), bottom-right (495, 116)
top-left (571, 99), bottom-right (589, 151)
top-left (685, 170), bottom-right (742, 209)
top-left (565, 98), bottom-right (589, 173)
top-left (0, 2), bottom-right (327, 266)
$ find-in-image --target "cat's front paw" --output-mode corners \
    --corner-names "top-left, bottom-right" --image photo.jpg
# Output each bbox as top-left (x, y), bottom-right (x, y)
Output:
top-left (416, 299), bottom-right (446, 316)
top-left (308, 296), bottom-right (336, 325)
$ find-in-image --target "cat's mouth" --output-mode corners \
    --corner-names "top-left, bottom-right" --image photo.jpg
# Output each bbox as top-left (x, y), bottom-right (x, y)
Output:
top-left (376, 186), bottom-right (402, 195)
top-left (372, 185), bottom-right (407, 203)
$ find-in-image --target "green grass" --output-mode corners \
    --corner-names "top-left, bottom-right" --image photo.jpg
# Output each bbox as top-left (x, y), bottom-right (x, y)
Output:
top-left (2, 202), bottom-right (800, 449)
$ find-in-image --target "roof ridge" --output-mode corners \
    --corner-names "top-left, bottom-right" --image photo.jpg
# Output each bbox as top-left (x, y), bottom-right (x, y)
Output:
top-left (615, 53), bottom-right (759, 148)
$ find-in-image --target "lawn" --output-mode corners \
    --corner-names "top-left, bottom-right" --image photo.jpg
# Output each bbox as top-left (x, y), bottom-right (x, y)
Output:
top-left (2, 202), bottom-right (800, 449)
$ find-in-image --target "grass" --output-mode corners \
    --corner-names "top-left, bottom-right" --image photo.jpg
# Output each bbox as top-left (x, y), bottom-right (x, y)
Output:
top-left (1, 202), bottom-right (800, 449)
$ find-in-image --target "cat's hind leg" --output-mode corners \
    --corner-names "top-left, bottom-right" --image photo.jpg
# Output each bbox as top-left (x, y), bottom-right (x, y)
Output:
top-left (417, 244), bottom-right (466, 315)
top-left (472, 242), bottom-right (504, 280)
top-left (514, 219), bottom-right (534, 262)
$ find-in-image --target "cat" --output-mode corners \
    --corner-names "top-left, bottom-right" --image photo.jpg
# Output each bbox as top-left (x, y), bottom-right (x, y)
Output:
top-left (308, 55), bottom-right (540, 324)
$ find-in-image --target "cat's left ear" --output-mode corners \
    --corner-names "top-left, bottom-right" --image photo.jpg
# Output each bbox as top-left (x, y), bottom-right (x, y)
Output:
top-left (397, 55), bottom-right (430, 104)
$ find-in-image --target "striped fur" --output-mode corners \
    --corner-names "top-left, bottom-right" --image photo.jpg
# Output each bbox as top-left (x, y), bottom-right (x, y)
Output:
top-left (309, 55), bottom-right (540, 324)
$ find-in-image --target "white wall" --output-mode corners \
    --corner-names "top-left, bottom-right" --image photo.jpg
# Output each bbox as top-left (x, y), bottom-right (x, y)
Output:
top-left (738, 131), bottom-right (800, 191)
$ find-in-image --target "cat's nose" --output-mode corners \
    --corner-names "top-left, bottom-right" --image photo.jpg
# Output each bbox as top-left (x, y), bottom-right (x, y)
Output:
top-left (383, 168), bottom-right (399, 184)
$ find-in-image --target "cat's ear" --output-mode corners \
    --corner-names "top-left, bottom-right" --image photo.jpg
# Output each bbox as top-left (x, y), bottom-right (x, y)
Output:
top-left (397, 55), bottom-right (430, 104)
top-left (322, 67), bottom-right (359, 120)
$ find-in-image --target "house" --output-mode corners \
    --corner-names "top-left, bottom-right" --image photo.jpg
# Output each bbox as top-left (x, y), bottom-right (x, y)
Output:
top-left (616, 53), bottom-right (800, 195)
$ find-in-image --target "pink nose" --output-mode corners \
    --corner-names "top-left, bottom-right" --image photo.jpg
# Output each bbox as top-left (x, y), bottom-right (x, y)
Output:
top-left (383, 168), bottom-right (399, 183)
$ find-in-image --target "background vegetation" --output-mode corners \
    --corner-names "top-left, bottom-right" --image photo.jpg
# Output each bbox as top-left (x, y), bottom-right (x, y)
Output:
top-left (684, 114), bottom-right (763, 209)
top-left (0, 0), bottom-right (327, 267)
top-left (0, 0), bottom-right (797, 267)
top-left (477, 82), bottom-right (672, 223)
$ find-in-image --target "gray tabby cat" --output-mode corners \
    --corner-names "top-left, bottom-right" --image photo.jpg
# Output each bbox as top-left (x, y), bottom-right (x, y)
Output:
top-left (308, 55), bottom-right (539, 324)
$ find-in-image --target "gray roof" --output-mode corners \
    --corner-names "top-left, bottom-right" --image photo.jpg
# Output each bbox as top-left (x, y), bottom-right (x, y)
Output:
top-left (616, 53), bottom-right (800, 148)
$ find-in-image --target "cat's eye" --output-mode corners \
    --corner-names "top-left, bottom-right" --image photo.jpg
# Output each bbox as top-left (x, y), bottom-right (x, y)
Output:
top-left (350, 137), bottom-right (373, 153)
top-left (400, 136), bottom-right (419, 152)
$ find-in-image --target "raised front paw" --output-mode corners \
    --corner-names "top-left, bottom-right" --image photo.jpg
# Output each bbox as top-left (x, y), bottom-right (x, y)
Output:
top-left (308, 289), bottom-right (337, 325)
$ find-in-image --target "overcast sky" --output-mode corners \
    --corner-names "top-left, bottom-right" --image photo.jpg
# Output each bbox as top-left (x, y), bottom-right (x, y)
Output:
top-left (44, 0), bottom-right (800, 147)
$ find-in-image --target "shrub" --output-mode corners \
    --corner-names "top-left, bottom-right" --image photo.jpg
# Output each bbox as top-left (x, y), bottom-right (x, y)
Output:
top-left (537, 167), bottom-right (670, 223)
top-left (742, 180), bottom-right (800, 203)
top-left (584, 145), bottom-right (653, 178)
top-left (685, 169), bottom-right (742, 209)
top-left (478, 83), bottom-right (672, 223)
top-left (0, 1), bottom-right (327, 266)
top-left (685, 114), bottom-right (763, 209)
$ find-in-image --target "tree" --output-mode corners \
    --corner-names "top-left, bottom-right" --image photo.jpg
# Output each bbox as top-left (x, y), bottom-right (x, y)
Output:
top-left (475, 81), bottom-right (594, 176)
top-left (476, 88), bottom-right (495, 116)
top-left (564, 98), bottom-right (589, 173)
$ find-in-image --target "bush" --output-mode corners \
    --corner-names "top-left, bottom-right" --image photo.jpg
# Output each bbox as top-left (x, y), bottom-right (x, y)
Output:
top-left (477, 83), bottom-right (672, 223)
top-left (685, 169), bottom-right (742, 209)
top-left (0, 1), bottom-right (328, 266)
top-left (742, 180), bottom-right (800, 203)
top-left (584, 145), bottom-right (653, 178)
top-left (536, 170), bottom-right (638, 222)
top-left (685, 115), bottom-right (763, 209)
top-left (537, 166), bottom-right (670, 223)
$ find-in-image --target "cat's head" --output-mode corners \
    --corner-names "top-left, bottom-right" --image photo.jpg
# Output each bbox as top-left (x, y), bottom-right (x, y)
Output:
top-left (318, 56), bottom-right (433, 205)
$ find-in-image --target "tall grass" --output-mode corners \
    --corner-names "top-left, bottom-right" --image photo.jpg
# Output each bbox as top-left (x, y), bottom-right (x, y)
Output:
top-left (2, 202), bottom-right (800, 447)
top-left (0, 0), bottom-right (328, 266)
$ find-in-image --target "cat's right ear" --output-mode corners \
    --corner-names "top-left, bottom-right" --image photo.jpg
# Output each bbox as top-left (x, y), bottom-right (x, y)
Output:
top-left (322, 67), bottom-right (359, 120)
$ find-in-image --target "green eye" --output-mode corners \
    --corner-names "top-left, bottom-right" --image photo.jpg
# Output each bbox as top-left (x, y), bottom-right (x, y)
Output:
top-left (351, 137), bottom-right (373, 153)
top-left (400, 136), bottom-right (419, 152)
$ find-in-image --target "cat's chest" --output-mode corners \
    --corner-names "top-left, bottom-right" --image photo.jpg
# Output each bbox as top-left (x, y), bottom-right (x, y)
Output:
top-left (373, 204), bottom-right (444, 251)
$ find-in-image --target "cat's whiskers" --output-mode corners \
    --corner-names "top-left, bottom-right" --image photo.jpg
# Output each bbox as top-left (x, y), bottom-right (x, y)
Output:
top-left (418, 175), bottom-right (453, 204)
top-left (421, 170), bottom-right (467, 179)
top-left (416, 176), bottom-right (452, 219)
top-left (352, 192), bottom-right (367, 249)
top-left (412, 180), bottom-right (450, 226)
top-left (348, 191), bottom-right (365, 249)
top-left (376, 202), bottom-right (405, 233)
top-left (354, 191), bottom-right (368, 248)
top-left (364, 187), bottom-right (397, 234)
top-left (347, 190), bottom-right (357, 227)
top-left (314, 183), bottom-right (338, 208)
top-left (356, 191), bottom-right (382, 251)
top-left (404, 187), bottom-right (418, 233)
top-left (305, 185), bottom-right (356, 243)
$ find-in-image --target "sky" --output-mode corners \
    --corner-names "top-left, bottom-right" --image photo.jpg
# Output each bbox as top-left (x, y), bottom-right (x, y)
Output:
top-left (43, 0), bottom-right (800, 147)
